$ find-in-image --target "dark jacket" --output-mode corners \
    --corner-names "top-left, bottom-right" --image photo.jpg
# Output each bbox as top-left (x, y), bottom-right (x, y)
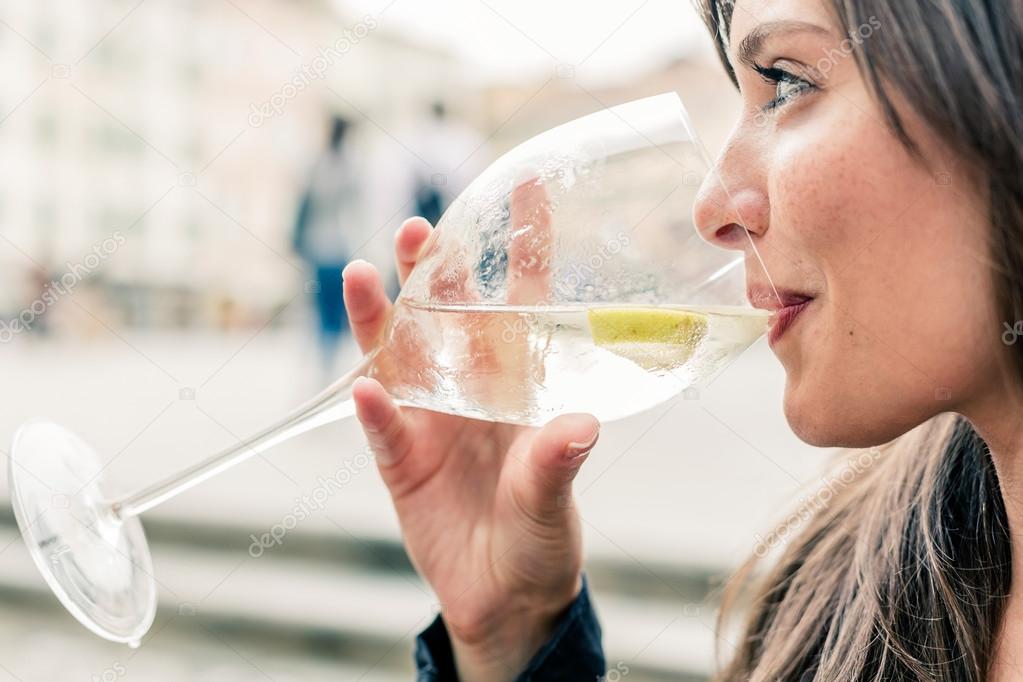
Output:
top-left (413, 575), bottom-right (605, 681)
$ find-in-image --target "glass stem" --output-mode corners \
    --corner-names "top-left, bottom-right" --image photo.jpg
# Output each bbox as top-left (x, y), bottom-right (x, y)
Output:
top-left (112, 350), bottom-right (378, 519)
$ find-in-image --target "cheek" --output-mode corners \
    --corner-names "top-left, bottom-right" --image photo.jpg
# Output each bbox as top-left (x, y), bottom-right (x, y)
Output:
top-left (768, 106), bottom-right (995, 446)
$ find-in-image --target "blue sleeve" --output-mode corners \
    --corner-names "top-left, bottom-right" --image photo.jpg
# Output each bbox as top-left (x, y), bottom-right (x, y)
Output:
top-left (414, 575), bottom-right (605, 681)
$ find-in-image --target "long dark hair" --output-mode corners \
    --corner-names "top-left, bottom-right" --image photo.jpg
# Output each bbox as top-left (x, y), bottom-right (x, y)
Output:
top-left (692, 1), bottom-right (1023, 679)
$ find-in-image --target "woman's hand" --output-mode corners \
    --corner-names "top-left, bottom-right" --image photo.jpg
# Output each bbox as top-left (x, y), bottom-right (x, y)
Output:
top-left (341, 212), bottom-right (599, 682)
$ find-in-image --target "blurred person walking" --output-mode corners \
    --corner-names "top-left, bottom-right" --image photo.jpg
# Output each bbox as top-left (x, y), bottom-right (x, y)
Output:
top-left (293, 115), bottom-right (361, 380)
top-left (409, 100), bottom-right (486, 227)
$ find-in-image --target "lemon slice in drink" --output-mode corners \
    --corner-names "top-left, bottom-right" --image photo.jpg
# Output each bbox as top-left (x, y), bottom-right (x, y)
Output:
top-left (587, 307), bottom-right (708, 371)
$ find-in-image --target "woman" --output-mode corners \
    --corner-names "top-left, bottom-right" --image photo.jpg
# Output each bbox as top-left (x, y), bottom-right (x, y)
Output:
top-left (341, 0), bottom-right (1023, 679)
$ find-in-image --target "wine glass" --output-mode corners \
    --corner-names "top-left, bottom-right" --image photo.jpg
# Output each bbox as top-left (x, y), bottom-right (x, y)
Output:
top-left (8, 92), bottom-right (773, 644)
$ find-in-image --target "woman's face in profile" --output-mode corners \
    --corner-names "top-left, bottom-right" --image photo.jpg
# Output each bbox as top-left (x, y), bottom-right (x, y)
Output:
top-left (694, 0), bottom-right (1000, 447)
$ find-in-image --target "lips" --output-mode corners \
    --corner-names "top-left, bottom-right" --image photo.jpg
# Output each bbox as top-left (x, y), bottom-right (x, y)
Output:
top-left (767, 299), bottom-right (813, 346)
top-left (745, 285), bottom-right (815, 346)
top-left (747, 286), bottom-right (814, 312)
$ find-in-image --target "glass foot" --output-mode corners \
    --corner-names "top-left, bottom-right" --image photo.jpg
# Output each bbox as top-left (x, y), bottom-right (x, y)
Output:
top-left (9, 421), bottom-right (156, 644)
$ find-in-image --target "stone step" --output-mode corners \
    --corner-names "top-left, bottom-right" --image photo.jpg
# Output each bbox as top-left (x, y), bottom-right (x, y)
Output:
top-left (0, 524), bottom-right (717, 680)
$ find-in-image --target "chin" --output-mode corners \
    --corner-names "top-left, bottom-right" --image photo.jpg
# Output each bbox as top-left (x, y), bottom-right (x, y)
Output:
top-left (783, 386), bottom-right (899, 449)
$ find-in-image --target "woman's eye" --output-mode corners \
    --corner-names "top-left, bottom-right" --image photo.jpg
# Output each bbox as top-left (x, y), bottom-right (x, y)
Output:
top-left (772, 77), bottom-right (811, 106)
top-left (753, 63), bottom-right (816, 112)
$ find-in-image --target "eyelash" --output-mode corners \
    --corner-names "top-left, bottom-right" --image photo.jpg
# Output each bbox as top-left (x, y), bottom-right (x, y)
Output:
top-left (752, 62), bottom-right (817, 112)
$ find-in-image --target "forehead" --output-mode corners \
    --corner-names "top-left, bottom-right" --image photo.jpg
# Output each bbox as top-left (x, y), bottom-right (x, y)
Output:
top-left (728, 0), bottom-right (836, 50)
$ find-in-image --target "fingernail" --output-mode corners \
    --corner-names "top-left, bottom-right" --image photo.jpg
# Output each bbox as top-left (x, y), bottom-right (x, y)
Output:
top-left (565, 431), bottom-right (599, 461)
top-left (342, 259), bottom-right (370, 280)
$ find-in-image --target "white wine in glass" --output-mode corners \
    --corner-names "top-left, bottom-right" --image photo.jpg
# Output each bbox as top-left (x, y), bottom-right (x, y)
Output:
top-left (373, 302), bottom-right (766, 424)
top-left (9, 92), bottom-right (772, 645)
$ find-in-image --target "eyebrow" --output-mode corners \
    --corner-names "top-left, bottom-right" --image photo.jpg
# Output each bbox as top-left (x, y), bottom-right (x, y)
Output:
top-left (735, 20), bottom-right (832, 68)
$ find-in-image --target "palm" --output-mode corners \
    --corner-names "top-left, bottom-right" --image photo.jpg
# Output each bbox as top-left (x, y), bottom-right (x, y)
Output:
top-left (388, 409), bottom-right (582, 635)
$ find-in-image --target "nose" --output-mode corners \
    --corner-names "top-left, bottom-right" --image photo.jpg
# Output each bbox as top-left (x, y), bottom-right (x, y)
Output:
top-left (692, 135), bottom-right (769, 251)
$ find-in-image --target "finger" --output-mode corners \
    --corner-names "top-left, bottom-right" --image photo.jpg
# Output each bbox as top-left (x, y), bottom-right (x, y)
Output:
top-left (452, 177), bottom-right (554, 403)
top-left (426, 240), bottom-right (476, 303)
top-left (342, 260), bottom-right (391, 353)
top-left (509, 413), bottom-right (599, 521)
top-left (506, 176), bottom-right (553, 306)
top-left (395, 217), bottom-right (433, 287)
top-left (352, 377), bottom-right (413, 471)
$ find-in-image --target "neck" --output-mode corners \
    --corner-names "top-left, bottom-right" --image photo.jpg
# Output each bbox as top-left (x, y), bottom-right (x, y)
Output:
top-left (964, 368), bottom-right (1023, 519)
top-left (962, 369), bottom-right (1023, 644)
top-left (961, 370), bottom-right (1023, 675)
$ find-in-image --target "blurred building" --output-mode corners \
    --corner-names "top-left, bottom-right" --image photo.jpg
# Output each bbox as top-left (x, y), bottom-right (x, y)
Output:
top-left (0, 0), bottom-right (466, 331)
top-left (0, 0), bottom-right (739, 333)
top-left (479, 53), bottom-right (741, 160)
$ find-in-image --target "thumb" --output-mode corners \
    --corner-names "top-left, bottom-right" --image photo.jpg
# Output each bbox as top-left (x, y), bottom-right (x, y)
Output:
top-left (352, 377), bottom-right (417, 489)
top-left (511, 413), bottom-right (599, 519)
